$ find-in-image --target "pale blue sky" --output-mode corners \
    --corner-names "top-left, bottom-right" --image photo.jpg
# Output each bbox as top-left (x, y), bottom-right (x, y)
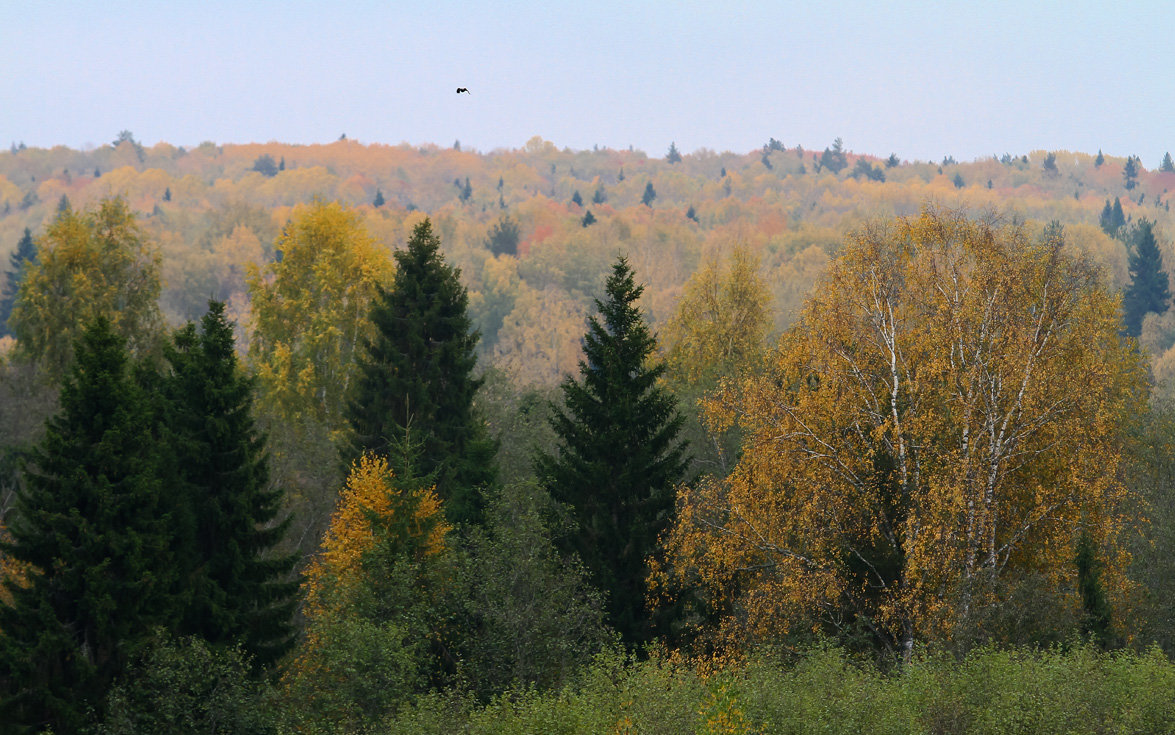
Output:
top-left (3, 0), bottom-right (1171, 163)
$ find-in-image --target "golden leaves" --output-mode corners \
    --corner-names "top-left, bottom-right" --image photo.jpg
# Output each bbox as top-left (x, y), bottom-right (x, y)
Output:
top-left (247, 200), bottom-right (394, 430)
top-left (11, 197), bottom-right (163, 377)
top-left (661, 246), bottom-right (770, 388)
top-left (660, 207), bottom-right (1146, 651)
top-left (302, 453), bottom-right (450, 621)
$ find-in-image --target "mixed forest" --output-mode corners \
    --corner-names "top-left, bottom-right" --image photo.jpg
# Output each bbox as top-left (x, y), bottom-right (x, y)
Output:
top-left (3, 134), bottom-right (1175, 733)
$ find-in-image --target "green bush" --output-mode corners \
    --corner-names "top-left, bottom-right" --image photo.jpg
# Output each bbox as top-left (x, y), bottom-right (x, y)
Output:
top-left (381, 644), bottom-right (1175, 735)
top-left (97, 634), bottom-right (275, 735)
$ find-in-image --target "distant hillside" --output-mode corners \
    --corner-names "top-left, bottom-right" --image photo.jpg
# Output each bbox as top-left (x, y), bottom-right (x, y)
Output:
top-left (3, 136), bottom-right (1174, 388)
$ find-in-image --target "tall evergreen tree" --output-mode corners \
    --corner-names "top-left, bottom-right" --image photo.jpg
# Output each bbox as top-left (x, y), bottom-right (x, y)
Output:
top-left (344, 219), bottom-right (495, 525)
top-left (0, 227), bottom-right (36, 337)
top-left (1075, 530), bottom-right (1113, 648)
top-left (536, 257), bottom-right (688, 648)
top-left (0, 317), bottom-right (176, 732)
top-left (1123, 155), bottom-right (1140, 190)
top-left (162, 301), bottom-right (297, 666)
top-left (641, 181), bottom-right (656, 207)
top-left (1122, 219), bottom-right (1171, 337)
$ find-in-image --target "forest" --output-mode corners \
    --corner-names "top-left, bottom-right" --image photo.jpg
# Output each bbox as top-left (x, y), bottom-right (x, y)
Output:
top-left (2, 134), bottom-right (1175, 733)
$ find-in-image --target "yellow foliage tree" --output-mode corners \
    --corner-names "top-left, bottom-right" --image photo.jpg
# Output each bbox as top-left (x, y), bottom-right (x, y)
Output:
top-left (10, 196), bottom-right (163, 378)
top-left (658, 208), bottom-right (1146, 657)
top-left (660, 246), bottom-right (770, 475)
top-left (661, 246), bottom-right (770, 387)
top-left (301, 452), bottom-right (449, 619)
top-left (247, 200), bottom-right (394, 432)
top-left (287, 452), bottom-right (451, 726)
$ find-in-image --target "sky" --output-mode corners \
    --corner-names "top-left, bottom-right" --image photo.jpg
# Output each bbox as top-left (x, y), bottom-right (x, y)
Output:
top-left (3, 0), bottom-right (1172, 165)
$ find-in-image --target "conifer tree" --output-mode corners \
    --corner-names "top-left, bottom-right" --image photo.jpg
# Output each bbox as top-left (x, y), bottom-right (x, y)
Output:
top-left (1075, 530), bottom-right (1113, 648)
top-left (1124, 156), bottom-right (1140, 190)
top-left (0, 317), bottom-right (176, 732)
top-left (162, 301), bottom-right (297, 666)
top-left (1122, 219), bottom-right (1171, 337)
top-left (536, 257), bottom-right (688, 647)
top-left (0, 227), bottom-right (36, 338)
top-left (1112, 197), bottom-right (1126, 231)
top-left (1099, 200), bottom-right (1116, 235)
top-left (344, 219), bottom-right (495, 525)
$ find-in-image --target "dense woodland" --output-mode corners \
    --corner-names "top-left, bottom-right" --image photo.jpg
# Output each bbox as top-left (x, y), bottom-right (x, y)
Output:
top-left (3, 135), bottom-right (1175, 733)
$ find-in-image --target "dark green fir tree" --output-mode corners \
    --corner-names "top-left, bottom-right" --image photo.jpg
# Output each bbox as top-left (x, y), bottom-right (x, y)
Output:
top-left (536, 257), bottom-right (688, 648)
top-left (344, 218), bottom-right (495, 525)
top-left (1122, 219), bottom-right (1171, 337)
top-left (1123, 156), bottom-right (1140, 190)
top-left (1075, 530), bottom-right (1113, 648)
top-left (0, 317), bottom-right (177, 733)
top-left (0, 227), bottom-right (36, 337)
top-left (641, 181), bottom-right (656, 207)
top-left (162, 300), bottom-right (297, 666)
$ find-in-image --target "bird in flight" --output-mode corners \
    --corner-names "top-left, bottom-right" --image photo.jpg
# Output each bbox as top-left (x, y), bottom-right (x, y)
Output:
top-left (456, 87), bottom-right (470, 94)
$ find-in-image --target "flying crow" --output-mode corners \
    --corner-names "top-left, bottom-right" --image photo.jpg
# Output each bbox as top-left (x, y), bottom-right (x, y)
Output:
top-left (456, 87), bottom-right (470, 94)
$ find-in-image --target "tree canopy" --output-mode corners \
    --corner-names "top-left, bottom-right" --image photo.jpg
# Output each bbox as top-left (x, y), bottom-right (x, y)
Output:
top-left (659, 209), bottom-right (1146, 656)
top-left (537, 257), bottom-right (688, 647)
top-left (10, 197), bottom-right (162, 378)
top-left (0, 318), bottom-right (177, 731)
top-left (344, 218), bottom-right (495, 525)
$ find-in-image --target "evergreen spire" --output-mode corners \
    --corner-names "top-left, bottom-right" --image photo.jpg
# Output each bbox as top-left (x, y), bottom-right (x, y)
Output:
top-left (536, 256), bottom-right (689, 647)
top-left (0, 317), bottom-right (176, 732)
top-left (1122, 219), bottom-right (1171, 337)
top-left (344, 218), bottom-right (495, 525)
top-left (162, 301), bottom-right (297, 666)
top-left (0, 227), bottom-right (36, 337)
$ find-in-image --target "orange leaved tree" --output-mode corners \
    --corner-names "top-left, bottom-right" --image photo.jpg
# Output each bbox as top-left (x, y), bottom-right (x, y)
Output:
top-left (658, 208), bottom-right (1146, 658)
top-left (284, 452), bottom-right (451, 729)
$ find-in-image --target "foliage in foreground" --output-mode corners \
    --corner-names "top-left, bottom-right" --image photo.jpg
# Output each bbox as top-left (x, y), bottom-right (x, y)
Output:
top-left (659, 209), bottom-right (1146, 656)
top-left (386, 644), bottom-right (1175, 735)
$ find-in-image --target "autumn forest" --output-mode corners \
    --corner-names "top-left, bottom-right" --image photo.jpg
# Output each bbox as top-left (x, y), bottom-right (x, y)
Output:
top-left (4, 135), bottom-right (1175, 733)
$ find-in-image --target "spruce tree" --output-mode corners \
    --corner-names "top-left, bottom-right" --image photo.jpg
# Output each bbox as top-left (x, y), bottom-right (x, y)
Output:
top-left (0, 227), bottom-right (36, 337)
top-left (0, 317), bottom-right (176, 732)
top-left (1124, 156), bottom-right (1140, 190)
top-left (536, 257), bottom-right (688, 647)
top-left (641, 181), bottom-right (656, 207)
top-left (1112, 197), bottom-right (1126, 231)
top-left (1075, 531), bottom-right (1113, 648)
top-left (344, 218), bottom-right (495, 525)
top-left (1122, 219), bottom-right (1171, 337)
top-left (1099, 200), bottom-right (1116, 235)
top-left (162, 301), bottom-right (297, 666)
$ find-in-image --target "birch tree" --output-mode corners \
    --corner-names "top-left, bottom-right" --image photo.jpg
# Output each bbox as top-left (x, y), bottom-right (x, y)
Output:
top-left (658, 208), bottom-right (1145, 656)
